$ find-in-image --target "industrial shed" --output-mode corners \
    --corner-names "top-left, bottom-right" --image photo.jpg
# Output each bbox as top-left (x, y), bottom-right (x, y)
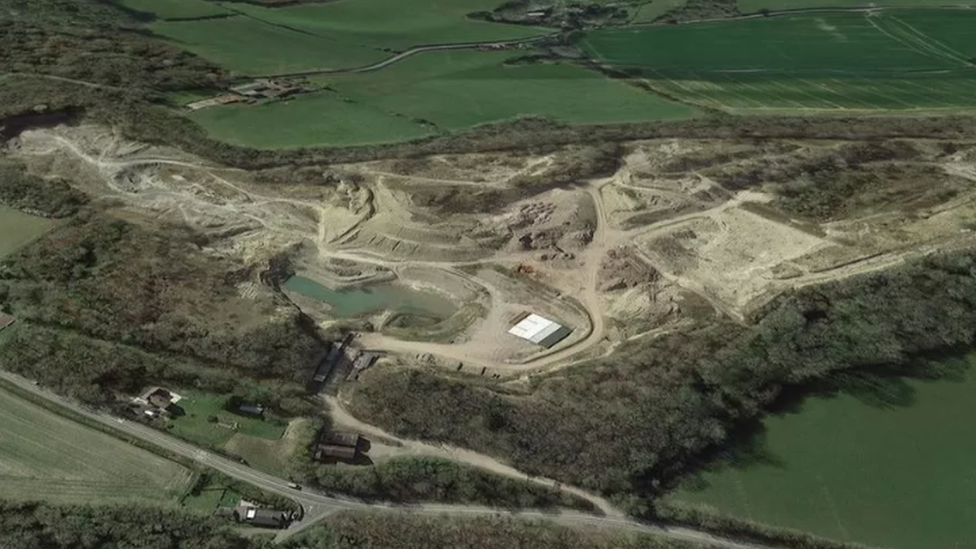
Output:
top-left (507, 313), bottom-right (572, 348)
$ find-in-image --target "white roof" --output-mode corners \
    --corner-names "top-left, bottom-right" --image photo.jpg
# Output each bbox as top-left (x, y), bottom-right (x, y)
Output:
top-left (508, 313), bottom-right (564, 345)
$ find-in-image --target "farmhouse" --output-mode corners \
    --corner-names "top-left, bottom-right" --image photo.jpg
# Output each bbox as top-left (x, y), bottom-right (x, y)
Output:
top-left (133, 387), bottom-right (183, 414)
top-left (507, 312), bottom-right (572, 348)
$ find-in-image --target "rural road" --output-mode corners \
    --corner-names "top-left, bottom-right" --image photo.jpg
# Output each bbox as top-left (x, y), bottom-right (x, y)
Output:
top-left (256, 34), bottom-right (555, 79)
top-left (0, 369), bottom-right (773, 549)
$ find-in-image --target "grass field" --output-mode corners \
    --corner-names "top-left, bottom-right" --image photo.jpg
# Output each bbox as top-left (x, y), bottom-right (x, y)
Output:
top-left (117, 0), bottom-right (230, 20)
top-left (188, 92), bottom-right (435, 149)
top-left (151, 16), bottom-right (388, 74)
top-left (670, 355), bottom-right (976, 549)
top-left (190, 51), bottom-right (696, 148)
top-left (583, 10), bottom-right (976, 113)
top-left (0, 205), bottom-right (56, 259)
top-left (227, 0), bottom-right (548, 52)
top-left (738, 1), bottom-right (976, 13)
top-left (0, 386), bottom-right (193, 505)
top-left (166, 390), bottom-right (286, 448)
top-left (147, 0), bottom-right (546, 75)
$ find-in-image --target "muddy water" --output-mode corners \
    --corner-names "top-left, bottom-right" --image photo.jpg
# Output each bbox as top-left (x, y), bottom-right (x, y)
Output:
top-left (283, 275), bottom-right (456, 319)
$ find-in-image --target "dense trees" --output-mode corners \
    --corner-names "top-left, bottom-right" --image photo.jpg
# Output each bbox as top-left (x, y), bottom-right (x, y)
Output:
top-left (350, 249), bottom-right (976, 512)
top-left (0, 501), bottom-right (265, 549)
top-left (0, 161), bottom-right (87, 217)
top-left (0, 214), bottom-right (325, 414)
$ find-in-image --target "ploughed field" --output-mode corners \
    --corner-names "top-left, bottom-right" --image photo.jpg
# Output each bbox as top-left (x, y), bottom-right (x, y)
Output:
top-left (584, 10), bottom-right (976, 113)
top-left (0, 384), bottom-right (194, 505)
top-left (670, 354), bottom-right (976, 549)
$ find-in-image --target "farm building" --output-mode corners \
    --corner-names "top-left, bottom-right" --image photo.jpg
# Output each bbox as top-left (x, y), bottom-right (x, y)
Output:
top-left (507, 312), bottom-right (572, 348)
top-left (314, 430), bottom-right (367, 463)
top-left (237, 403), bottom-right (265, 417)
top-left (243, 508), bottom-right (291, 529)
top-left (134, 387), bottom-right (182, 411)
top-left (0, 312), bottom-right (15, 332)
top-left (186, 94), bottom-right (242, 111)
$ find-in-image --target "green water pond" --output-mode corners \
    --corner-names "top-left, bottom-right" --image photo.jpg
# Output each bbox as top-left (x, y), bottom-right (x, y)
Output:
top-left (671, 355), bottom-right (976, 549)
top-left (283, 275), bottom-right (456, 319)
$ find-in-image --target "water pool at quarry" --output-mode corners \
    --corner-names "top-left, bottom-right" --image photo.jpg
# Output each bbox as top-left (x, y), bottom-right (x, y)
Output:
top-left (670, 354), bottom-right (976, 549)
top-left (283, 275), bottom-right (456, 319)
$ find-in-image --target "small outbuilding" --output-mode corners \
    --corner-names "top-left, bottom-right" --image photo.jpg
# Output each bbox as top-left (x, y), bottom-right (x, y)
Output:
top-left (237, 404), bottom-right (265, 417)
top-left (507, 312), bottom-right (572, 348)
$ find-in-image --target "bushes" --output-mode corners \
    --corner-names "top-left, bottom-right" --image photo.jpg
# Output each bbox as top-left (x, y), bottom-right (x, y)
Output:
top-left (284, 512), bottom-right (719, 549)
top-left (0, 161), bottom-right (88, 217)
top-left (0, 500), bottom-right (264, 549)
top-left (0, 214), bottom-right (326, 385)
top-left (307, 457), bottom-right (595, 512)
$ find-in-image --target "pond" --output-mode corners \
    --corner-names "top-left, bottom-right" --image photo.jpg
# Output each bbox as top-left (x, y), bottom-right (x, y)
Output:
top-left (283, 275), bottom-right (457, 320)
top-left (0, 205), bottom-right (56, 258)
top-left (670, 354), bottom-right (976, 549)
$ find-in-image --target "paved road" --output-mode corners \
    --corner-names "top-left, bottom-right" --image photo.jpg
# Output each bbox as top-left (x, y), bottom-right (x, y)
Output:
top-left (0, 370), bottom-right (768, 548)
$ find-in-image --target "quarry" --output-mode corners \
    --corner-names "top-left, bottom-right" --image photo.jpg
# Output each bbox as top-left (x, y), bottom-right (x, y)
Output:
top-left (8, 124), bottom-right (976, 378)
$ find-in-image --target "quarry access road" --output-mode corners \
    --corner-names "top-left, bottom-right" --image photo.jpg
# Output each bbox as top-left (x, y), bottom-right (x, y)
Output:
top-left (0, 369), bottom-right (774, 549)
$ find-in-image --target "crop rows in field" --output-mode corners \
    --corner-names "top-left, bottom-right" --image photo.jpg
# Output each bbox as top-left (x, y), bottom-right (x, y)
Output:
top-left (584, 10), bottom-right (976, 113)
top-left (0, 387), bottom-right (193, 505)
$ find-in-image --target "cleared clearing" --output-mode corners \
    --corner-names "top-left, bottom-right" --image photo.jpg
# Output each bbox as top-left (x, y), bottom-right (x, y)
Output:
top-left (0, 386), bottom-right (193, 505)
top-left (583, 10), bottom-right (976, 113)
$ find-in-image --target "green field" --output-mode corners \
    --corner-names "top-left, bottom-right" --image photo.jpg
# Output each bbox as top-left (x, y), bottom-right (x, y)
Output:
top-left (166, 390), bottom-right (286, 448)
top-left (116, 0), bottom-right (230, 20)
top-left (671, 355), bottom-right (976, 549)
top-left (738, 1), bottom-right (976, 13)
top-left (147, 0), bottom-right (546, 75)
top-left (0, 386), bottom-right (193, 505)
top-left (151, 16), bottom-right (388, 74)
top-left (188, 92), bottom-right (435, 148)
top-left (0, 205), bottom-right (56, 258)
top-left (191, 51), bottom-right (695, 148)
top-left (227, 0), bottom-right (548, 52)
top-left (584, 10), bottom-right (976, 113)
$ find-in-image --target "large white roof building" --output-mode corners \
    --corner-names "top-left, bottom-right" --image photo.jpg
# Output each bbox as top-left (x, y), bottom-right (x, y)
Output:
top-left (507, 313), bottom-right (572, 348)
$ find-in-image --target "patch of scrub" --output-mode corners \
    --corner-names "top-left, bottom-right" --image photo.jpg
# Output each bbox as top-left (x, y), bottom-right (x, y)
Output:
top-left (0, 205), bottom-right (56, 258)
top-left (669, 354), bottom-right (976, 549)
top-left (284, 275), bottom-right (457, 319)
